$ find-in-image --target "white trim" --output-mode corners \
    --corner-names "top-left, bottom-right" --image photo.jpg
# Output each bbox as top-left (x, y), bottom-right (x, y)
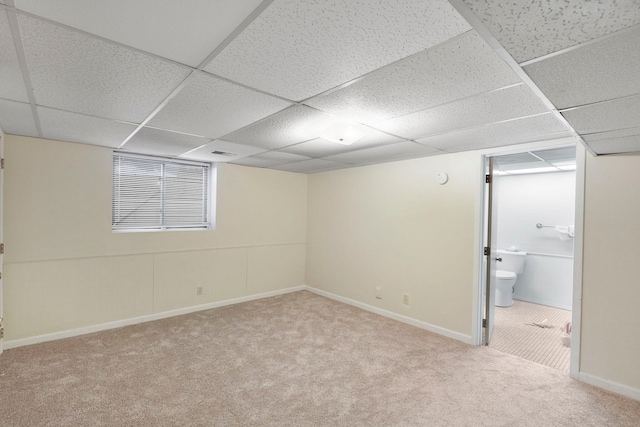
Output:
top-left (304, 285), bottom-right (474, 345)
top-left (474, 140), bottom-right (585, 371)
top-left (512, 297), bottom-right (571, 311)
top-left (578, 372), bottom-right (640, 402)
top-left (570, 143), bottom-right (587, 379)
top-left (3, 285), bottom-right (305, 350)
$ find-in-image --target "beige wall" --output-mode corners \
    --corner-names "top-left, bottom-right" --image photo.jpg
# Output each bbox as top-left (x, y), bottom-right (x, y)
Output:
top-left (5, 132), bottom-right (640, 394)
top-left (581, 152), bottom-right (640, 390)
top-left (306, 152), bottom-right (480, 338)
top-left (4, 135), bottom-right (307, 340)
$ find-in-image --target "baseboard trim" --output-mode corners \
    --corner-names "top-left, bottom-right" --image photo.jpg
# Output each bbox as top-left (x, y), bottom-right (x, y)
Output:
top-left (3, 286), bottom-right (306, 350)
top-left (304, 285), bottom-right (473, 345)
top-left (513, 295), bottom-right (571, 311)
top-left (578, 372), bottom-right (640, 401)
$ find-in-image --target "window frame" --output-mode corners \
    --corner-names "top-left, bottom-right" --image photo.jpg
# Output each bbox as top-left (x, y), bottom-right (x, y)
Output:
top-left (112, 151), bottom-right (216, 233)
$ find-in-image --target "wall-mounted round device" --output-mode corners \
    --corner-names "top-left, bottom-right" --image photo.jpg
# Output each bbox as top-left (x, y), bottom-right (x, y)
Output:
top-left (436, 172), bottom-right (448, 185)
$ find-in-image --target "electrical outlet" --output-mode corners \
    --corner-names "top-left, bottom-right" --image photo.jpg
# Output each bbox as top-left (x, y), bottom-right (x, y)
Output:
top-left (196, 286), bottom-right (203, 296)
top-left (375, 286), bottom-right (382, 300)
top-left (403, 294), bottom-right (409, 305)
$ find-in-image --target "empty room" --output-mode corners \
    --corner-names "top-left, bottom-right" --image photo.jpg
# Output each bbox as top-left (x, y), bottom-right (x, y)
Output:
top-left (1, 0), bottom-right (639, 425)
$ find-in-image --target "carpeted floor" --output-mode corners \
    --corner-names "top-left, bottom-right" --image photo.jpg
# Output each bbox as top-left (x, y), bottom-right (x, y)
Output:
top-left (1, 290), bottom-right (639, 426)
top-left (490, 300), bottom-right (572, 372)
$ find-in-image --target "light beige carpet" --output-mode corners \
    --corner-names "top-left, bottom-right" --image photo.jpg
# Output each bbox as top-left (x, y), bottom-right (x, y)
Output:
top-left (1, 290), bottom-right (639, 426)
top-left (490, 300), bottom-right (572, 372)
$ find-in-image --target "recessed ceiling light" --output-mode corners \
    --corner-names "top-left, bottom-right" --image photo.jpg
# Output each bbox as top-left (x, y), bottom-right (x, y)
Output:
top-left (506, 167), bottom-right (559, 175)
top-left (318, 121), bottom-right (371, 145)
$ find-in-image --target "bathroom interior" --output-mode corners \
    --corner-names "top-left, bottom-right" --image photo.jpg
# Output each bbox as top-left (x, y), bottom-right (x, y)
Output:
top-left (487, 145), bottom-right (576, 372)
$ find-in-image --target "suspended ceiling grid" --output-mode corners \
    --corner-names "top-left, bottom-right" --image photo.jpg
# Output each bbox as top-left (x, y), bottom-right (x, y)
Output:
top-left (0, 0), bottom-right (639, 174)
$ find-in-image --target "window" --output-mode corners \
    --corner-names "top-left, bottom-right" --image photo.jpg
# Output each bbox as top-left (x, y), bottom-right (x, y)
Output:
top-left (112, 153), bottom-right (212, 232)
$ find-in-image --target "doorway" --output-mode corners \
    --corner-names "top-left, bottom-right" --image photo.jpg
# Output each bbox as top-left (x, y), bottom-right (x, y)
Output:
top-left (481, 145), bottom-right (577, 372)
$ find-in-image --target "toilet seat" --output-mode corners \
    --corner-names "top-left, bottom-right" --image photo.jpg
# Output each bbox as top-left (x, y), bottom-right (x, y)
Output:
top-left (496, 270), bottom-right (516, 279)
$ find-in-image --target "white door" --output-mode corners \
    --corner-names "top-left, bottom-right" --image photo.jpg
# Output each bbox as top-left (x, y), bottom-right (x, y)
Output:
top-left (0, 130), bottom-right (4, 353)
top-left (483, 157), bottom-right (499, 345)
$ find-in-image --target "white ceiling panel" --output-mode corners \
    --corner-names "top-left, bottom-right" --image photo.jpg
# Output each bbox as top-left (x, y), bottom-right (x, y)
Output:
top-left (15, 0), bottom-right (263, 67)
top-left (220, 105), bottom-right (339, 150)
top-left (306, 31), bottom-right (522, 125)
top-left (0, 98), bottom-right (38, 137)
top-left (280, 130), bottom-right (404, 158)
top-left (561, 94), bottom-right (640, 134)
top-left (582, 126), bottom-right (640, 154)
top-left (0, 10), bottom-right (29, 102)
top-left (416, 114), bottom-right (572, 153)
top-left (231, 151), bottom-right (311, 168)
top-left (272, 159), bottom-right (349, 174)
top-left (583, 126), bottom-right (640, 142)
top-left (148, 72), bottom-right (290, 139)
top-left (322, 141), bottom-right (440, 165)
top-left (18, 14), bottom-right (191, 123)
top-left (587, 134), bottom-right (640, 154)
top-left (38, 107), bottom-right (137, 147)
top-left (463, 0), bottom-right (640, 63)
top-left (524, 26), bottom-right (640, 109)
top-left (205, 0), bottom-right (470, 101)
top-left (179, 140), bottom-right (267, 163)
top-left (124, 127), bottom-right (212, 156)
top-left (376, 84), bottom-right (549, 140)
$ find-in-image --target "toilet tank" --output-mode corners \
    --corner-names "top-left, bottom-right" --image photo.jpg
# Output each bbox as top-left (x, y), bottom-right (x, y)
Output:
top-left (496, 250), bottom-right (527, 274)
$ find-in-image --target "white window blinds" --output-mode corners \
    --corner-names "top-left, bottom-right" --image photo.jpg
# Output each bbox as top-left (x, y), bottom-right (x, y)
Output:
top-left (112, 153), bottom-right (210, 231)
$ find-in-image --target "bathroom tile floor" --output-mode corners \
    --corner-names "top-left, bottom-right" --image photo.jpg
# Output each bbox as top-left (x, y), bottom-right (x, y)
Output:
top-left (490, 300), bottom-right (571, 372)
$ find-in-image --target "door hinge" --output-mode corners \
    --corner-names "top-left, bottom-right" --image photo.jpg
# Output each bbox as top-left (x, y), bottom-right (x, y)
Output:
top-left (0, 243), bottom-right (3, 255)
top-left (1, 158), bottom-right (4, 169)
top-left (484, 246), bottom-right (489, 256)
top-left (482, 319), bottom-right (486, 328)
top-left (485, 174), bottom-right (491, 183)
top-left (0, 318), bottom-right (4, 339)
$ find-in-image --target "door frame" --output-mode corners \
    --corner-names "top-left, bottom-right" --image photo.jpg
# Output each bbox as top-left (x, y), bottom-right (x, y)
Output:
top-left (0, 128), bottom-right (4, 354)
top-left (472, 139), bottom-right (586, 380)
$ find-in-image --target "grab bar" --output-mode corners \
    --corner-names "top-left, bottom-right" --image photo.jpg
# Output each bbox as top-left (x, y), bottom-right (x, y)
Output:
top-left (535, 223), bottom-right (556, 229)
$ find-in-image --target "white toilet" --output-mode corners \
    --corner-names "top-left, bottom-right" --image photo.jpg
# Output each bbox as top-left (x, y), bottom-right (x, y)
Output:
top-left (495, 250), bottom-right (527, 307)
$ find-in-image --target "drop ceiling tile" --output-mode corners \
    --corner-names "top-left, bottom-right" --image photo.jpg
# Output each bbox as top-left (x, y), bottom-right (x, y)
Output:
top-left (587, 134), bottom-right (640, 154)
top-left (124, 127), bottom-right (212, 157)
top-left (0, 11), bottom-right (29, 102)
top-left (561, 94), bottom-right (640, 134)
top-left (148, 72), bottom-right (291, 140)
top-left (15, 0), bottom-right (263, 67)
top-left (272, 159), bottom-right (349, 174)
top-left (0, 98), bottom-right (38, 137)
top-left (322, 141), bottom-right (440, 165)
top-left (231, 151), bottom-right (311, 168)
top-left (280, 130), bottom-right (404, 158)
top-left (532, 146), bottom-right (577, 162)
top-left (18, 14), bottom-right (191, 122)
top-left (376, 84), bottom-right (549, 139)
top-left (205, 0), bottom-right (470, 100)
top-left (416, 114), bottom-right (571, 153)
top-left (38, 107), bottom-right (137, 147)
top-left (524, 26), bottom-right (640, 109)
top-left (463, 0), bottom-right (640, 63)
top-left (582, 126), bottom-right (640, 142)
top-left (220, 105), bottom-right (338, 150)
top-left (582, 126), bottom-right (640, 154)
top-left (179, 140), bottom-right (267, 163)
top-left (306, 31), bottom-right (522, 124)
top-left (494, 152), bottom-right (541, 166)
